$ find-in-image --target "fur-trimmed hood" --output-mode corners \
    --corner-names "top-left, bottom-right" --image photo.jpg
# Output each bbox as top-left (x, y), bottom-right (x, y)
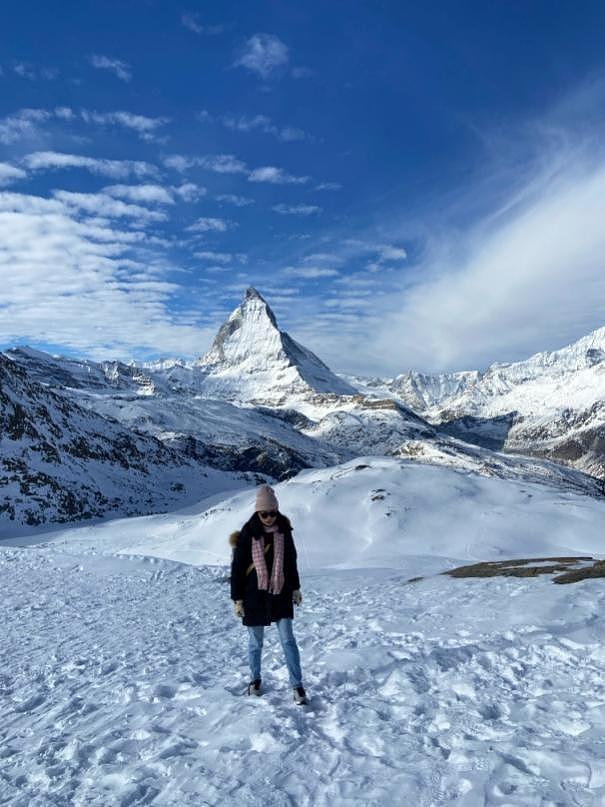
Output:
top-left (228, 514), bottom-right (292, 548)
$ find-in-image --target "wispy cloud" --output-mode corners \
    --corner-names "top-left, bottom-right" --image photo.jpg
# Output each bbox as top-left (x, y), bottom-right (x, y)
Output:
top-left (53, 190), bottom-right (168, 223)
top-left (0, 107), bottom-right (168, 145)
top-left (173, 182), bottom-right (205, 202)
top-left (164, 154), bottom-right (248, 174)
top-left (195, 251), bottom-right (231, 264)
top-left (80, 110), bottom-right (169, 141)
top-left (248, 166), bottom-right (309, 185)
top-left (207, 111), bottom-right (310, 142)
top-left (13, 63), bottom-right (56, 80)
top-left (303, 253), bottom-right (344, 265)
top-left (0, 191), bottom-right (215, 358)
top-left (0, 162), bottom-right (27, 186)
top-left (89, 55), bottom-right (132, 82)
top-left (103, 184), bottom-right (175, 205)
top-left (164, 154), bottom-right (309, 185)
top-left (282, 266), bottom-right (339, 278)
top-left (181, 12), bottom-right (224, 35)
top-left (234, 34), bottom-right (289, 79)
top-left (188, 216), bottom-right (237, 233)
top-left (315, 182), bottom-right (342, 191)
top-left (0, 109), bottom-right (51, 144)
top-left (365, 244), bottom-right (407, 272)
top-left (194, 251), bottom-right (242, 265)
top-left (374, 143), bottom-right (605, 371)
top-left (200, 155), bottom-right (249, 174)
top-left (215, 193), bottom-right (254, 207)
top-left (23, 151), bottom-right (158, 179)
top-left (273, 203), bottom-right (321, 215)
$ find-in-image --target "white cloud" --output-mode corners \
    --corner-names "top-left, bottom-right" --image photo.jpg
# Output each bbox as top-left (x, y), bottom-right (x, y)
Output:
top-left (173, 182), bottom-right (205, 202)
top-left (14, 64), bottom-right (60, 81)
top-left (273, 204), bottom-right (321, 215)
top-left (234, 33), bottom-right (289, 79)
top-left (303, 253), bottom-right (343, 265)
top-left (200, 154), bottom-right (248, 174)
top-left (315, 182), bottom-right (342, 191)
top-left (53, 191), bottom-right (168, 223)
top-left (282, 266), bottom-right (339, 278)
top-left (55, 107), bottom-right (75, 120)
top-left (163, 155), bottom-right (192, 172)
top-left (0, 163), bottom-right (27, 186)
top-left (375, 155), bottom-right (605, 372)
top-left (220, 113), bottom-right (308, 142)
top-left (0, 107), bottom-right (168, 145)
top-left (80, 110), bottom-right (169, 141)
top-left (23, 151), bottom-right (157, 179)
top-left (280, 126), bottom-right (307, 142)
top-left (163, 154), bottom-right (248, 174)
top-left (195, 251), bottom-right (232, 264)
top-left (89, 55), bottom-right (132, 82)
top-left (103, 184), bottom-right (175, 204)
top-left (0, 191), bottom-right (215, 357)
top-left (378, 245), bottom-right (407, 261)
top-left (215, 193), bottom-right (254, 207)
top-left (181, 12), bottom-right (223, 35)
top-left (0, 109), bottom-right (50, 144)
top-left (188, 217), bottom-right (237, 233)
top-left (13, 63), bottom-right (37, 80)
top-left (248, 166), bottom-right (309, 185)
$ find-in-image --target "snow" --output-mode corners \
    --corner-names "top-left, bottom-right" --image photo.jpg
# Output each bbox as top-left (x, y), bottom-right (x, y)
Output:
top-left (3, 458), bottom-right (605, 805)
top-left (194, 287), bottom-right (357, 404)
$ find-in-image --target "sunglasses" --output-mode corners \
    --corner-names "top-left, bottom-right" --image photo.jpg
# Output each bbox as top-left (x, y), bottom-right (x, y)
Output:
top-left (259, 511), bottom-right (277, 518)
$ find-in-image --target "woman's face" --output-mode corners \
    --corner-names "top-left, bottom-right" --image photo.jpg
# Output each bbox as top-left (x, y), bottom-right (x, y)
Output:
top-left (258, 509), bottom-right (278, 526)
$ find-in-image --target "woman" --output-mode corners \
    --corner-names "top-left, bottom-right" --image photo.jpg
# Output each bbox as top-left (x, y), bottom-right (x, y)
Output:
top-left (230, 484), bottom-right (307, 704)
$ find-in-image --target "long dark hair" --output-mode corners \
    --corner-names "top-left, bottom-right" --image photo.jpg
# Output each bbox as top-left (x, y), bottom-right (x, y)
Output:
top-left (245, 511), bottom-right (292, 534)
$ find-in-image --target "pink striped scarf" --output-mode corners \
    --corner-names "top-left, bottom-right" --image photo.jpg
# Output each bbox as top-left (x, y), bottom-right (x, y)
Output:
top-left (252, 525), bottom-right (285, 595)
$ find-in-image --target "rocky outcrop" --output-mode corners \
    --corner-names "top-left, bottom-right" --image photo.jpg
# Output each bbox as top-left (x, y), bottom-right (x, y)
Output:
top-left (0, 355), bottom-right (219, 530)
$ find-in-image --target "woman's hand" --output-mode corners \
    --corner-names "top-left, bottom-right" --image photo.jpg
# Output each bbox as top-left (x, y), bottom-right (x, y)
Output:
top-left (234, 600), bottom-right (245, 618)
top-left (293, 590), bottom-right (303, 606)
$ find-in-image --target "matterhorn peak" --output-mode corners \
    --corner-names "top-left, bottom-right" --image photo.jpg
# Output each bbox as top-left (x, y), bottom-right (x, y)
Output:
top-left (195, 288), bottom-right (356, 404)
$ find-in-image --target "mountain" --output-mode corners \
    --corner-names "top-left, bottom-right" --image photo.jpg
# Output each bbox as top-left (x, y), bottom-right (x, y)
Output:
top-left (0, 354), bottom-right (251, 532)
top-left (194, 287), bottom-right (357, 404)
top-left (3, 290), bottom-right (604, 535)
top-left (350, 326), bottom-right (605, 481)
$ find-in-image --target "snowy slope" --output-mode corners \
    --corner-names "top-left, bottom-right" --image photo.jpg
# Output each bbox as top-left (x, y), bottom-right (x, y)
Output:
top-left (0, 354), bottom-right (254, 533)
top-left (3, 460), bottom-right (605, 805)
top-left (39, 457), bottom-right (605, 569)
top-left (349, 325), bottom-right (605, 480)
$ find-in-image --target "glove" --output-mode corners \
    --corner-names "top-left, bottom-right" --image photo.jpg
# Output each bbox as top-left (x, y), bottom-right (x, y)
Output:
top-left (234, 600), bottom-right (244, 618)
top-left (293, 590), bottom-right (303, 606)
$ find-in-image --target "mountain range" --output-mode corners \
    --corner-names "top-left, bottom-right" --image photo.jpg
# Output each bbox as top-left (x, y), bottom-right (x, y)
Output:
top-left (1, 287), bottom-right (603, 532)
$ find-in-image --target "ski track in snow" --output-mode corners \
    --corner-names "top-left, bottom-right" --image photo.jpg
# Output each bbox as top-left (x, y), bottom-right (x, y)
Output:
top-left (2, 545), bottom-right (605, 806)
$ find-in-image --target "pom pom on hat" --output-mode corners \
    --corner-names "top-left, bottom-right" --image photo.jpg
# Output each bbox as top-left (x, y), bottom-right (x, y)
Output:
top-left (255, 484), bottom-right (278, 512)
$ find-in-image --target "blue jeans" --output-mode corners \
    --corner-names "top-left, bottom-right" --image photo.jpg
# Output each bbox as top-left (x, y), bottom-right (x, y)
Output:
top-left (247, 618), bottom-right (302, 687)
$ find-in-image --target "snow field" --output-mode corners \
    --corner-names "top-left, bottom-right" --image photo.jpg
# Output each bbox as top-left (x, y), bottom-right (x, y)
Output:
top-left (3, 544), bottom-right (605, 806)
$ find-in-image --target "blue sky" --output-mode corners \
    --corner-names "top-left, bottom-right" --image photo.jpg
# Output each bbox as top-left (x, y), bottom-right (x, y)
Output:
top-left (2, 1), bottom-right (605, 374)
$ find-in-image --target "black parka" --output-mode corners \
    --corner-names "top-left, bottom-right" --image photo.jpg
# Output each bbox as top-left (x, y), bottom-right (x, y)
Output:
top-left (230, 513), bottom-right (301, 627)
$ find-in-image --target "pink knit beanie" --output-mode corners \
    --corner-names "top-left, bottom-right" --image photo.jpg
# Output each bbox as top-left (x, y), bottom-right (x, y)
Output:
top-left (255, 484), bottom-right (279, 512)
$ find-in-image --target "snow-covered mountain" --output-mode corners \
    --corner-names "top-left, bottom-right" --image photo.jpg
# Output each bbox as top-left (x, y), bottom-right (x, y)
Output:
top-left (0, 353), bottom-right (252, 532)
top-left (193, 287), bottom-right (357, 404)
top-left (4, 289), bottom-right (605, 534)
top-left (351, 326), bottom-right (605, 480)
